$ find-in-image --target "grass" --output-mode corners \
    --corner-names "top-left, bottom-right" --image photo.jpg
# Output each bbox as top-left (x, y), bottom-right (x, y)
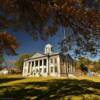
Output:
top-left (0, 74), bottom-right (100, 100)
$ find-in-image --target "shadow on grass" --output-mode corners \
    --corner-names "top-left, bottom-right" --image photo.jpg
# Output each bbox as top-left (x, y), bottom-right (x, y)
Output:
top-left (0, 79), bottom-right (100, 100)
top-left (0, 77), bottom-right (25, 84)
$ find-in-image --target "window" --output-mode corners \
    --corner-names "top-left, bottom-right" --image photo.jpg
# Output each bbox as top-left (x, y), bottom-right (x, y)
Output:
top-left (44, 68), bottom-right (46, 73)
top-left (44, 59), bottom-right (47, 66)
top-left (68, 65), bottom-right (69, 73)
top-left (40, 60), bottom-right (42, 66)
top-left (61, 59), bottom-right (64, 64)
top-left (55, 66), bottom-right (58, 72)
top-left (40, 68), bottom-right (42, 72)
top-left (36, 69), bottom-right (38, 72)
top-left (32, 61), bottom-right (34, 67)
top-left (32, 70), bottom-right (34, 73)
top-left (34, 73), bottom-right (36, 75)
top-left (35, 60), bottom-right (38, 67)
top-left (51, 67), bottom-right (53, 72)
top-left (50, 59), bottom-right (53, 63)
top-left (54, 58), bottom-right (57, 64)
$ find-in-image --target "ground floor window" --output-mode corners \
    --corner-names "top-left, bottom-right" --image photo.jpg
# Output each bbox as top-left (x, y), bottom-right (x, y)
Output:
top-left (40, 68), bottom-right (42, 72)
top-left (55, 66), bottom-right (57, 72)
top-left (67, 66), bottom-right (69, 73)
top-left (51, 67), bottom-right (53, 72)
top-left (44, 68), bottom-right (46, 73)
top-left (34, 73), bottom-right (36, 75)
top-left (36, 69), bottom-right (39, 72)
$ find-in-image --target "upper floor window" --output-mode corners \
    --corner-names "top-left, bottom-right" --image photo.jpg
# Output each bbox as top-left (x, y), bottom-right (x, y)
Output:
top-left (54, 58), bottom-right (57, 64)
top-left (55, 66), bottom-right (58, 72)
top-left (50, 58), bottom-right (53, 63)
top-left (44, 59), bottom-right (47, 66)
top-left (32, 61), bottom-right (34, 67)
top-left (61, 59), bottom-right (64, 64)
top-left (40, 60), bottom-right (42, 66)
top-left (35, 60), bottom-right (38, 67)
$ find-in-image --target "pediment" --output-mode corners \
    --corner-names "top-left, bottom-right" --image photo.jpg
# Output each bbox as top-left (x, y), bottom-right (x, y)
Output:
top-left (31, 53), bottom-right (44, 58)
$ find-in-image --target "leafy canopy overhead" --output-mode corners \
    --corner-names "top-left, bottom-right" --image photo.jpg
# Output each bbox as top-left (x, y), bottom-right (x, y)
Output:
top-left (0, 0), bottom-right (100, 56)
top-left (0, 32), bottom-right (18, 56)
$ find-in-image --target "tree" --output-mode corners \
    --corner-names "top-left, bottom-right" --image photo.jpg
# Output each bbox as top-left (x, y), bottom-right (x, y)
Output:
top-left (0, 32), bottom-right (18, 64)
top-left (0, 55), bottom-right (4, 67)
top-left (0, 54), bottom-right (4, 64)
top-left (95, 60), bottom-right (100, 72)
top-left (0, 0), bottom-right (100, 56)
top-left (75, 57), bottom-right (92, 69)
top-left (15, 53), bottom-right (31, 72)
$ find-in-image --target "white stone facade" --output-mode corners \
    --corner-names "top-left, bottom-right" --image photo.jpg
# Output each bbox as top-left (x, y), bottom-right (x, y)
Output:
top-left (22, 44), bottom-right (75, 77)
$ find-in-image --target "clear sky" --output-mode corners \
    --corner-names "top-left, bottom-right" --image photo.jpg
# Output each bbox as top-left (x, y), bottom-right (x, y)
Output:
top-left (4, 27), bottom-right (100, 62)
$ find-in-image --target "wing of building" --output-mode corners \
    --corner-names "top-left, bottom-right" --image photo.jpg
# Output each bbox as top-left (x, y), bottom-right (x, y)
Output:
top-left (22, 44), bottom-right (75, 77)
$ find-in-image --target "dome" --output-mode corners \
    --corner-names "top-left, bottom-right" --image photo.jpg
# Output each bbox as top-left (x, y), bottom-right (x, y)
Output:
top-left (44, 44), bottom-right (53, 54)
top-left (45, 44), bottom-right (52, 48)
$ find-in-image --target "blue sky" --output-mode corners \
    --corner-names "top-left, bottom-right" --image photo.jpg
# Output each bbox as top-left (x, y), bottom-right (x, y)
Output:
top-left (4, 27), bottom-right (100, 62)
top-left (4, 28), bottom-right (62, 61)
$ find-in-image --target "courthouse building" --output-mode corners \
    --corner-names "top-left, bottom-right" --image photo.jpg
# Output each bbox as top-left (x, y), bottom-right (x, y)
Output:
top-left (22, 44), bottom-right (75, 77)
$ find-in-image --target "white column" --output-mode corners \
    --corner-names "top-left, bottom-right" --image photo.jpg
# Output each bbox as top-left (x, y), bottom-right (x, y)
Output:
top-left (42, 59), bottom-right (44, 75)
top-left (57, 56), bottom-right (60, 77)
top-left (24, 61), bottom-right (29, 76)
top-left (30, 61), bottom-right (32, 75)
top-left (22, 62), bottom-right (25, 76)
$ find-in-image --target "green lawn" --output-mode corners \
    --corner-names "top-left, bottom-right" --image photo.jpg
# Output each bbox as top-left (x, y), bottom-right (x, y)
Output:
top-left (0, 75), bottom-right (100, 100)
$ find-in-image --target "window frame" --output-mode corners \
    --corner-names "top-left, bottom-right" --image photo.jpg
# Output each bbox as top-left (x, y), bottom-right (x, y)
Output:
top-left (51, 67), bottom-right (53, 72)
top-left (40, 60), bottom-right (42, 66)
top-left (50, 58), bottom-right (53, 63)
top-left (54, 58), bottom-right (57, 64)
top-left (35, 60), bottom-right (38, 67)
top-left (32, 61), bottom-right (34, 67)
top-left (44, 68), bottom-right (46, 73)
top-left (55, 66), bottom-right (58, 72)
top-left (44, 59), bottom-right (47, 66)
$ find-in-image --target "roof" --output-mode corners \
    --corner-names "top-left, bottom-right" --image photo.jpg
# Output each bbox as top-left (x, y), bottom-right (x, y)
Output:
top-left (24, 52), bottom-right (74, 62)
top-left (59, 52), bottom-right (74, 63)
top-left (31, 53), bottom-right (45, 58)
top-left (24, 52), bottom-right (60, 61)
